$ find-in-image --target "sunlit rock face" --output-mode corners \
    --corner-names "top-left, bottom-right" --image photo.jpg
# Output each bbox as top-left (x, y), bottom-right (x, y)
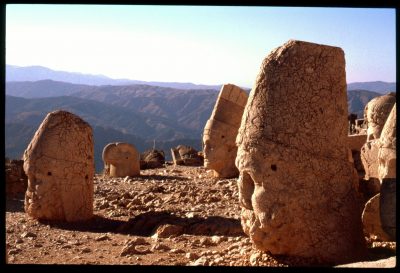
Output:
top-left (235, 40), bottom-right (367, 265)
top-left (23, 110), bottom-right (94, 222)
top-left (203, 84), bottom-right (248, 178)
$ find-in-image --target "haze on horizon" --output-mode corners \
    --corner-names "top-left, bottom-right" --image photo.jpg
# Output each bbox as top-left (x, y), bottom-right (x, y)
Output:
top-left (6, 5), bottom-right (396, 88)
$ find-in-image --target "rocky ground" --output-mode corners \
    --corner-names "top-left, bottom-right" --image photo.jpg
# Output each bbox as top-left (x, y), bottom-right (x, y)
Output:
top-left (5, 164), bottom-right (396, 267)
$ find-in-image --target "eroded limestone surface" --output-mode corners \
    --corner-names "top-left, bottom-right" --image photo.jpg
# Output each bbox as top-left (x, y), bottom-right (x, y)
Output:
top-left (23, 110), bottom-right (94, 222)
top-left (102, 142), bottom-right (140, 177)
top-left (235, 40), bottom-right (366, 264)
top-left (203, 84), bottom-right (248, 178)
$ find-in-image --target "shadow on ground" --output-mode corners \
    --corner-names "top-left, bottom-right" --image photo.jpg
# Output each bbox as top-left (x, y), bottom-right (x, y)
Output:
top-left (36, 211), bottom-right (244, 238)
top-left (6, 195), bottom-right (25, 213)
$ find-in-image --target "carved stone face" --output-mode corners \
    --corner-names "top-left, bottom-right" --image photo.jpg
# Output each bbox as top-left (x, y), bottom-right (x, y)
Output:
top-left (23, 110), bottom-right (94, 222)
top-left (364, 93), bottom-right (396, 142)
top-left (102, 142), bottom-right (140, 177)
top-left (203, 84), bottom-right (248, 178)
top-left (378, 104), bottom-right (396, 181)
top-left (235, 40), bottom-right (366, 264)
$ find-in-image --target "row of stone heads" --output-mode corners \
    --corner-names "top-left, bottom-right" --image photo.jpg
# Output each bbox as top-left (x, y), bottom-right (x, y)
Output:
top-left (21, 40), bottom-right (396, 265)
top-left (103, 143), bottom-right (205, 178)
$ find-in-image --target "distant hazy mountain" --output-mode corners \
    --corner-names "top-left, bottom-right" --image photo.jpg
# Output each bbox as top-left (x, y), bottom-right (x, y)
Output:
top-left (6, 80), bottom-right (94, 98)
top-left (5, 79), bottom-right (390, 172)
top-left (347, 89), bottom-right (383, 118)
top-left (6, 81), bottom-right (219, 137)
top-left (5, 94), bottom-right (199, 141)
top-left (347, 81), bottom-right (396, 93)
top-left (6, 64), bottom-right (222, 90)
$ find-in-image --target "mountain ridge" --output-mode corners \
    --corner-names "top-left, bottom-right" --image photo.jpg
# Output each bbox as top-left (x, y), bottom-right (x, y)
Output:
top-left (6, 64), bottom-right (223, 90)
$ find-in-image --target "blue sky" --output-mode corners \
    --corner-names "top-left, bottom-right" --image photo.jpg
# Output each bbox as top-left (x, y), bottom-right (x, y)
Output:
top-left (6, 5), bottom-right (396, 87)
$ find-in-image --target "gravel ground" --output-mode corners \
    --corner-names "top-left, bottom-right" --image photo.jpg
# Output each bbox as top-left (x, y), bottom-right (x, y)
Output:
top-left (5, 164), bottom-right (396, 267)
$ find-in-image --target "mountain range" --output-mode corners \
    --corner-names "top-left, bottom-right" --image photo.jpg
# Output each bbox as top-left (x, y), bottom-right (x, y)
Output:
top-left (5, 65), bottom-right (396, 172)
top-left (6, 64), bottom-right (396, 93)
top-left (6, 65), bottom-right (223, 90)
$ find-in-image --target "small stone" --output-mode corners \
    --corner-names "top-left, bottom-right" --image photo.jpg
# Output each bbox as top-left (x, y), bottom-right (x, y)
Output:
top-left (170, 248), bottom-right (185, 254)
top-left (15, 238), bottom-right (23, 244)
top-left (185, 252), bottom-right (199, 260)
top-left (199, 237), bottom-right (213, 246)
top-left (81, 247), bottom-right (91, 253)
top-left (250, 252), bottom-right (261, 266)
top-left (151, 243), bottom-right (171, 252)
top-left (21, 231), bottom-right (37, 238)
top-left (61, 245), bottom-right (72, 249)
top-left (95, 234), bottom-right (110, 241)
top-left (190, 256), bottom-right (209, 266)
top-left (8, 249), bottom-right (20, 255)
top-left (153, 224), bottom-right (184, 238)
top-left (211, 235), bottom-right (224, 244)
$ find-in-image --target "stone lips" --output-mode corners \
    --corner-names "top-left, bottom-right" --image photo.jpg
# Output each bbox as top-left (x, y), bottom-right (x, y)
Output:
top-left (235, 40), bottom-right (367, 264)
top-left (203, 84), bottom-right (248, 178)
top-left (23, 110), bottom-right (94, 222)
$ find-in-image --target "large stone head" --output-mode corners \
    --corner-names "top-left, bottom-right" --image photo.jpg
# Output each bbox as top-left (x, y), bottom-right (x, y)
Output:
top-left (235, 40), bottom-right (366, 264)
top-left (378, 103), bottom-right (396, 181)
top-left (23, 110), bottom-right (94, 222)
top-left (364, 92), bottom-right (396, 142)
top-left (203, 84), bottom-right (248, 178)
top-left (102, 142), bottom-right (140, 177)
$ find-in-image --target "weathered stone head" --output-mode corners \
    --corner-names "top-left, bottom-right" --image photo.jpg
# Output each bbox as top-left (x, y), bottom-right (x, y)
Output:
top-left (140, 149), bottom-right (165, 169)
top-left (364, 92), bottom-right (396, 142)
top-left (102, 142), bottom-right (140, 177)
top-left (203, 84), bottom-right (248, 178)
top-left (377, 103), bottom-right (396, 181)
top-left (171, 145), bottom-right (203, 166)
top-left (23, 110), bottom-right (94, 222)
top-left (235, 40), bottom-right (366, 264)
top-left (361, 96), bottom-right (396, 181)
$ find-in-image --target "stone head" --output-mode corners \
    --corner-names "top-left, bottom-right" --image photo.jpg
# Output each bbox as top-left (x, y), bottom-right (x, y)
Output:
top-left (364, 93), bottom-right (396, 142)
top-left (203, 84), bottom-right (248, 178)
top-left (378, 103), bottom-right (396, 181)
top-left (102, 142), bottom-right (140, 177)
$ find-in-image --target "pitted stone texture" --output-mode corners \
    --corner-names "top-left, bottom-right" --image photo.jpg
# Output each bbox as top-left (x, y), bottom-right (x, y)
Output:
top-left (102, 142), bottom-right (140, 177)
top-left (23, 110), bottom-right (94, 222)
top-left (235, 40), bottom-right (366, 264)
top-left (171, 145), bottom-right (203, 166)
top-left (203, 84), bottom-right (248, 178)
top-left (362, 194), bottom-right (390, 241)
top-left (140, 149), bottom-right (165, 169)
top-left (364, 92), bottom-right (396, 142)
top-left (377, 104), bottom-right (396, 181)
